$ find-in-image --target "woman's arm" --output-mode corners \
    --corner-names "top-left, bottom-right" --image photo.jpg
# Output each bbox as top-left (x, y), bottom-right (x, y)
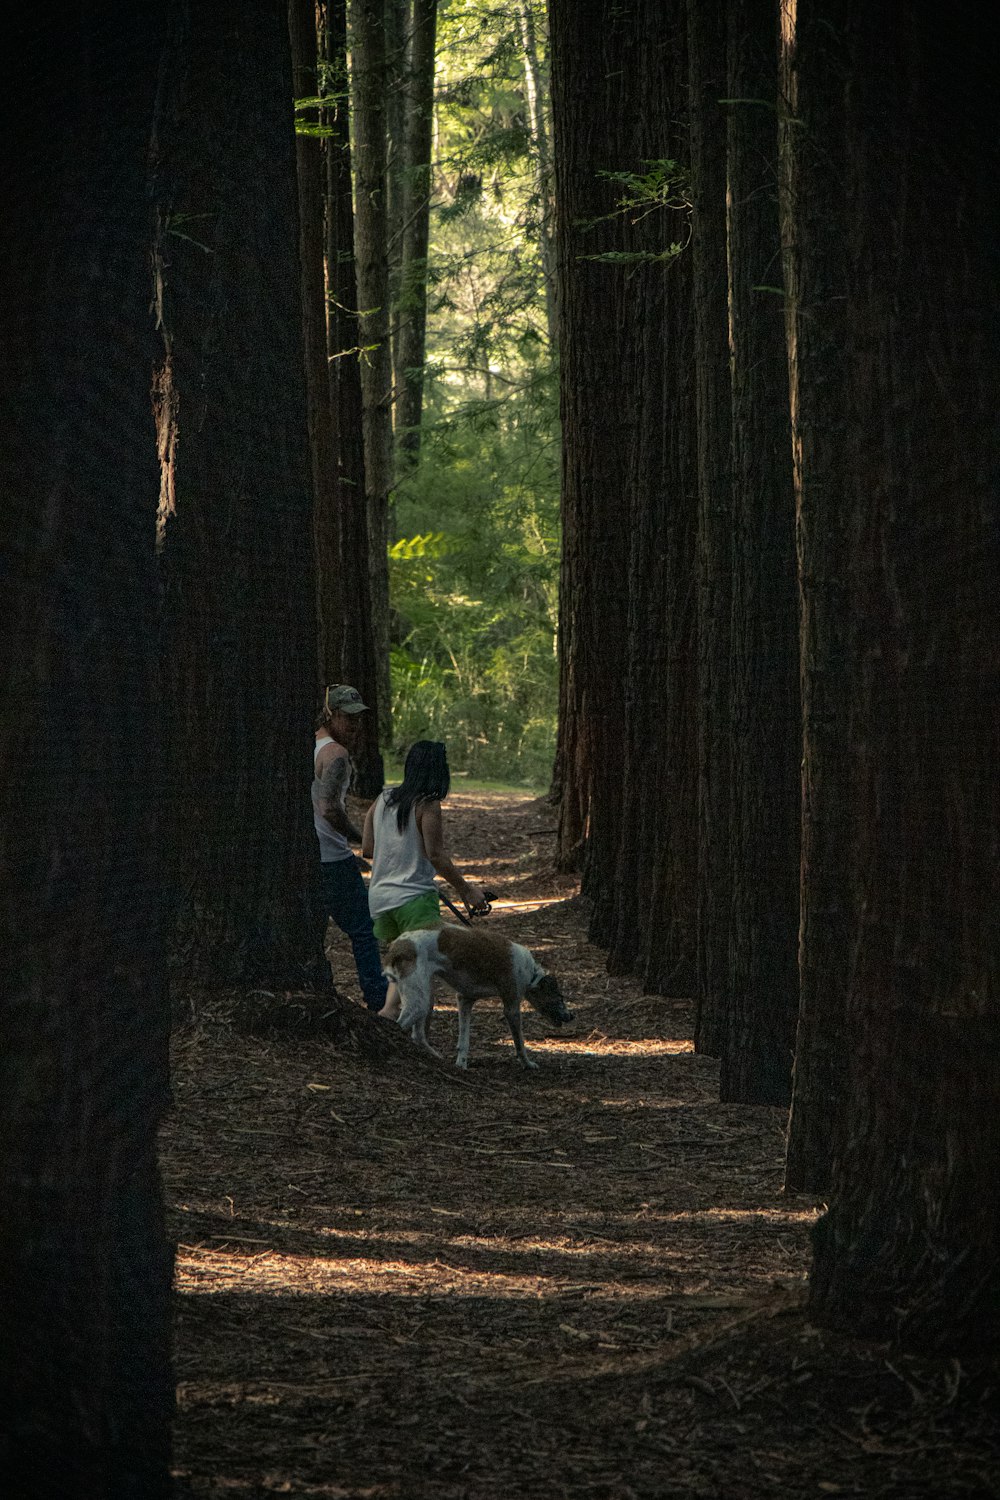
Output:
top-left (361, 801), bottom-right (376, 860)
top-left (417, 801), bottom-right (486, 910)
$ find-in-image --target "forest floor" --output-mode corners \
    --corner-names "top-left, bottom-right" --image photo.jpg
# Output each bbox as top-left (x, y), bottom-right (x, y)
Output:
top-left (164, 787), bottom-right (1000, 1499)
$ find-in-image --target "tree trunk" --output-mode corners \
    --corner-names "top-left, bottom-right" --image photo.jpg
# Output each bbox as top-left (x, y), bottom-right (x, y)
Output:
top-left (808, 2), bottom-right (1000, 1352)
top-left (517, 0), bottom-right (558, 354)
top-left (153, 0), bottom-right (321, 986)
top-left (0, 6), bottom-right (173, 1490)
top-left (779, 0), bottom-right (853, 1193)
top-left (549, 0), bottom-right (637, 883)
top-left (718, 0), bottom-right (801, 1105)
top-left (386, 0), bottom-right (410, 412)
top-left (688, 0), bottom-right (732, 1054)
top-left (605, 0), bottom-right (698, 997)
top-left (290, 0), bottom-right (342, 685)
top-left (321, 0), bottom-right (385, 794)
top-left (395, 0), bottom-right (438, 464)
top-left (351, 0), bottom-right (395, 745)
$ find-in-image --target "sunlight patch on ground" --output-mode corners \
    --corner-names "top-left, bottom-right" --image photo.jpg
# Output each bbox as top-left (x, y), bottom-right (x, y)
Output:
top-left (174, 1246), bottom-right (693, 1299)
top-left (509, 1036), bottom-right (694, 1057)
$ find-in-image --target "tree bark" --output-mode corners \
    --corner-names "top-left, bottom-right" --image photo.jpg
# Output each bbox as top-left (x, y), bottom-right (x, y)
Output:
top-left (290, 0), bottom-right (342, 686)
top-left (718, 0), bottom-right (801, 1105)
top-left (386, 0), bottom-right (410, 412)
top-left (0, 6), bottom-right (173, 1490)
top-left (549, 0), bottom-right (637, 882)
top-left (395, 0), bottom-right (438, 464)
top-left (351, 0), bottom-right (395, 744)
top-left (321, 0), bottom-right (385, 794)
top-left (779, 0), bottom-right (853, 1193)
top-left (688, 0), bottom-right (733, 1054)
top-left (605, 0), bottom-right (698, 997)
top-left (808, 2), bottom-right (1000, 1352)
top-left (153, 0), bottom-right (321, 986)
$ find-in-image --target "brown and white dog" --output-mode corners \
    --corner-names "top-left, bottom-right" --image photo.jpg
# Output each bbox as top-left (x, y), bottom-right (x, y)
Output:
top-left (383, 924), bottom-right (574, 1069)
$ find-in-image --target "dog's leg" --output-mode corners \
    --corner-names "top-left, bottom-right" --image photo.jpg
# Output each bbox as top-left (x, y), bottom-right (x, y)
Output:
top-left (502, 989), bottom-right (539, 1069)
top-left (455, 996), bottom-right (474, 1069)
top-left (397, 980), bottom-right (441, 1059)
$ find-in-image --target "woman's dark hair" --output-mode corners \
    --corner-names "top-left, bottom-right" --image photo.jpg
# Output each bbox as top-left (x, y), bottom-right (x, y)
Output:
top-left (385, 740), bottom-right (450, 832)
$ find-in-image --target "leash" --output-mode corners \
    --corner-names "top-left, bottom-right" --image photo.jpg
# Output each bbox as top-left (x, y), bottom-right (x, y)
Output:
top-left (438, 886), bottom-right (495, 927)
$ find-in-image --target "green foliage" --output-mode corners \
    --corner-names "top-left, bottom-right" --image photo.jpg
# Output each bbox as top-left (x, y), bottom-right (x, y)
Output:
top-left (389, 367), bottom-right (560, 789)
top-left (578, 158), bottom-right (692, 265)
top-left (387, 0), bottom-right (559, 789)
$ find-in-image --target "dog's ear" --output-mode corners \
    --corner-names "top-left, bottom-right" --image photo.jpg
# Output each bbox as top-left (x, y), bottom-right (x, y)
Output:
top-left (532, 973), bottom-right (560, 997)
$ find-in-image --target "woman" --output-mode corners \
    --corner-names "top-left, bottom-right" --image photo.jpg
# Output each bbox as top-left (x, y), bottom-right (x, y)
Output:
top-left (362, 740), bottom-right (487, 1020)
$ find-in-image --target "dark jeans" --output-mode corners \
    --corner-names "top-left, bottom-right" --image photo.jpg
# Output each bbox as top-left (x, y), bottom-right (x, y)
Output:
top-left (316, 858), bottom-right (388, 1011)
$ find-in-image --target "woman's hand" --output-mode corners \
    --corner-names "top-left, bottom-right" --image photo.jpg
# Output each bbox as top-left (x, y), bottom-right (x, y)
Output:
top-left (464, 883), bottom-right (489, 915)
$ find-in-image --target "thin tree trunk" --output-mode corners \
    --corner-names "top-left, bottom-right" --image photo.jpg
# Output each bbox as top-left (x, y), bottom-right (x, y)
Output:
top-left (386, 0), bottom-right (409, 413)
top-left (719, 0), bottom-right (801, 1105)
top-left (779, 0), bottom-right (853, 1193)
top-left (351, 0), bottom-right (395, 744)
top-left (290, 0), bottom-right (342, 691)
top-left (0, 7), bottom-right (173, 1489)
top-left (395, 0), bottom-right (438, 464)
top-left (688, 0), bottom-right (732, 1053)
top-left (321, 0), bottom-right (385, 794)
top-left (808, 2), bottom-right (1000, 1351)
top-left (517, 0), bottom-right (557, 353)
top-left (153, 0), bottom-right (321, 986)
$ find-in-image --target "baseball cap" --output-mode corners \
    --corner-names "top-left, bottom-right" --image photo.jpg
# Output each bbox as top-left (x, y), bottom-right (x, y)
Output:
top-left (324, 684), bottom-right (369, 714)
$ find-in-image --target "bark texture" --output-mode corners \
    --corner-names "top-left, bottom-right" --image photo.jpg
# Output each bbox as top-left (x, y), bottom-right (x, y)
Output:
top-left (719, 0), bottom-right (800, 1105)
top-left (551, 0), bottom-right (698, 990)
top-left (321, 0), bottom-right (385, 794)
top-left (779, 0), bottom-right (853, 1192)
top-left (549, 0), bottom-right (637, 878)
top-left (688, 0), bottom-right (733, 1055)
top-left (395, 0), bottom-right (438, 464)
top-left (808, 2), bottom-right (1000, 1350)
top-left (351, 0), bottom-right (395, 743)
top-left (0, 6), bottom-right (173, 1490)
top-left (153, 0), bottom-right (320, 986)
top-left (606, 0), bottom-right (697, 996)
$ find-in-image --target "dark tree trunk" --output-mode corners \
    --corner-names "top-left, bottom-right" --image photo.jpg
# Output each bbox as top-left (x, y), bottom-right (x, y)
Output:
top-left (0, 6), bottom-right (173, 1491)
top-left (550, 0), bottom-right (697, 988)
top-left (808, 3), bottom-right (1000, 1351)
top-left (386, 0), bottom-right (410, 410)
top-left (779, 0), bottom-right (853, 1193)
top-left (153, 0), bottom-right (321, 987)
top-left (718, 0), bottom-right (801, 1105)
top-left (351, 0), bottom-right (395, 745)
top-left (605, 0), bottom-right (698, 998)
top-left (549, 0), bottom-right (637, 884)
top-left (688, 0), bottom-right (732, 1053)
top-left (395, 0), bottom-right (438, 464)
top-left (290, 0), bottom-right (342, 678)
top-left (321, 0), bottom-right (385, 795)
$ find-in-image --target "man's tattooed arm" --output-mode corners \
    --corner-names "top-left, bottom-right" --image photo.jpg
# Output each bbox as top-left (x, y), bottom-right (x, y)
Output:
top-left (319, 753), bottom-right (363, 843)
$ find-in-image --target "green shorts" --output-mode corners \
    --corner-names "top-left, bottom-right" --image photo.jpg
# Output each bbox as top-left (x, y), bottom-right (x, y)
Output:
top-left (372, 890), bottom-right (442, 942)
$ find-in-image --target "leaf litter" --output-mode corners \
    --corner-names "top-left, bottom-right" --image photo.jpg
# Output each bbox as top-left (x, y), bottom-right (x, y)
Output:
top-left (165, 789), bottom-right (1000, 1498)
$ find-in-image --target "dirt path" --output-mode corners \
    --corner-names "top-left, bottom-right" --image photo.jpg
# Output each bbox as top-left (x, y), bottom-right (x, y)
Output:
top-left (164, 790), bottom-right (999, 1498)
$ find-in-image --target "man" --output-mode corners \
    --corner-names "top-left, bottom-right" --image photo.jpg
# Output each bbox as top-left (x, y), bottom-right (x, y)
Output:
top-left (312, 684), bottom-right (388, 1011)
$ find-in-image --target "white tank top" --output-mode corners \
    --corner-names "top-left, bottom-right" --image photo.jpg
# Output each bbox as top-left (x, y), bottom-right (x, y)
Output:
top-left (312, 737), bottom-right (352, 863)
top-left (367, 792), bottom-right (437, 917)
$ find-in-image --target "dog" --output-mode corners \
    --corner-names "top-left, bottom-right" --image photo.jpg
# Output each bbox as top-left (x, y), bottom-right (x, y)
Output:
top-left (383, 924), bottom-right (574, 1069)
